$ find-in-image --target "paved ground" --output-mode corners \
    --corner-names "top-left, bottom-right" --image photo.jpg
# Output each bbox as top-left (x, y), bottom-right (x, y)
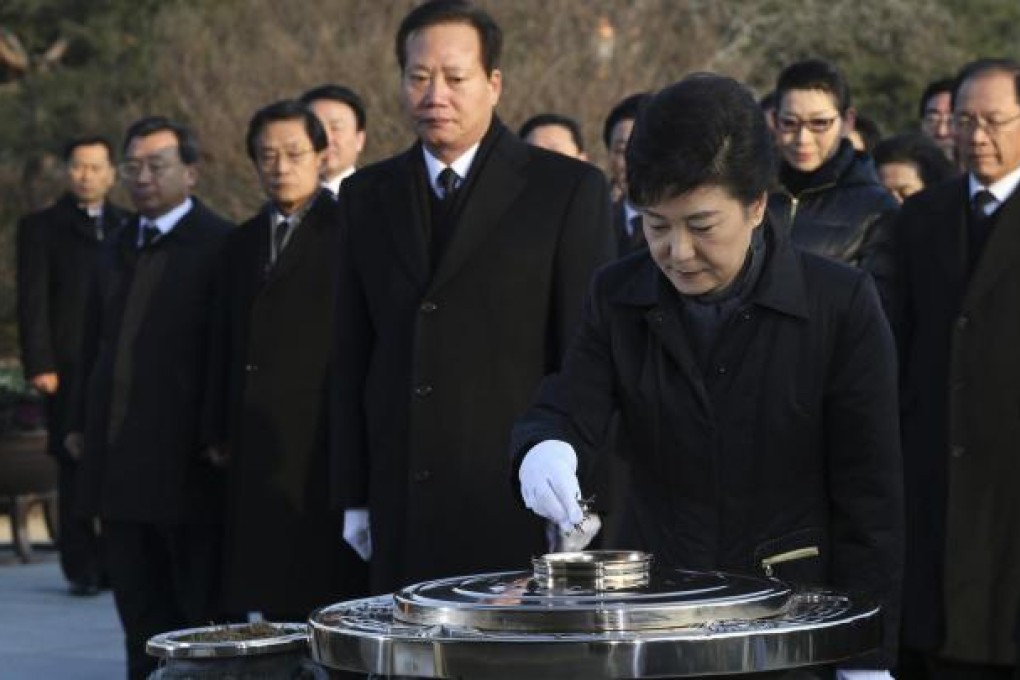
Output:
top-left (0, 514), bottom-right (125, 678)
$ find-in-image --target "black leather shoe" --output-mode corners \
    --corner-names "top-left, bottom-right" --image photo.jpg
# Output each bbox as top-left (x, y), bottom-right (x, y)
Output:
top-left (68, 581), bottom-right (101, 596)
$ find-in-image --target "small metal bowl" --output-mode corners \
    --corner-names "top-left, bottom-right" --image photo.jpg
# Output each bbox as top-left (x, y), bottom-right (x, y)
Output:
top-left (146, 622), bottom-right (308, 659)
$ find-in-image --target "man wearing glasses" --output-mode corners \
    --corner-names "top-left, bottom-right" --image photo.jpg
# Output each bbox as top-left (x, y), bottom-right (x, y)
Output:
top-left (768, 58), bottom-right (898, 265)
top-left (204, 100), bottom-right (367, 624)
top-left (891, 58), bottom-right (1020, 680)
top-left (67, 116), bottom-right (232, 679)
top-left (918, 77), bottom-right (957, 165)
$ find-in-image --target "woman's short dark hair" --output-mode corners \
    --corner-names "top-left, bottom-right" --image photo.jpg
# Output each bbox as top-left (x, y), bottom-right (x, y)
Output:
top-left (122, 116), bottom-right (200, 164)
top-left (626, 74), bottom-right (776, 208)
top-left (775, 58), bottom-right (852, 114)
top-left (872, 132), bottom-right (956, 188)
top-left (395, 0), bottom-right (502, 74)
top-left (245, 100), bottom-right (328, 163)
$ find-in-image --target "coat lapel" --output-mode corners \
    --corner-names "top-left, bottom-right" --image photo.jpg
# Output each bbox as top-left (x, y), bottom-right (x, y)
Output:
top-left (375, 150), bottom-right (430, 287)
top-left (933, 180), bottom-right (970, 289)
top-left (964, 184), bottom-right (1020, 308)
top-left (614, 263), bottom-right (713, 416)
top-left (429, 125), bottom-right (526, 292)
top-left (264, 193), bottom-right (329, 286)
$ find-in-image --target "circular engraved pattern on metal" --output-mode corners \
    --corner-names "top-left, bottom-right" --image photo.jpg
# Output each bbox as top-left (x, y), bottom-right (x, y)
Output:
top-left (532, 550), bottom-right (652, 590)
top-left (393, 567), bottom-right (792, 632)
top-left (310, 590), bottom-right (881, 678)
top-left (147, 622), bottom-right (308, 659)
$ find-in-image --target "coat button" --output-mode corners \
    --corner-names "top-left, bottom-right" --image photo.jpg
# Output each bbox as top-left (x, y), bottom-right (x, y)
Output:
top-left (420, 301), bottom-right (438, 313)
top-left (245, 363), bottom-right (259, 373)
top-left (739, 310), bottom-right (752, 321)
top-left (413, 469), bottom-right (431, 482)
top-left (716, 365), bottom-right (727, 375)
top-left (414, 384), bottom-right (433, 398)
top-left (955, 315), bottom-right (969, 330)
top-left (950, 444), bottom-right (965, 458)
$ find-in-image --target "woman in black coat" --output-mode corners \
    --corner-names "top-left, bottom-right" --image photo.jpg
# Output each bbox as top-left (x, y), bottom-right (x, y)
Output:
top-left (512, 74), bottom-right (903, 671)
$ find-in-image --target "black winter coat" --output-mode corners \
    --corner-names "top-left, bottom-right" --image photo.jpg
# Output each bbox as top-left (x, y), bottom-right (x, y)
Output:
top-left (511, 222), bottom-right (904, 666)
top-left (891, 177), bottom-right (1020, 665)
top-left (72, 199), bottom-right (232, 524)
top-left (333, 120), bottom-right (614, 593)
top-left (207, 193), bottom-right (367, 618)
top-left (769, 139), bottom-right (898, 265)
top-left (16, 195), bottom-right (128, 455)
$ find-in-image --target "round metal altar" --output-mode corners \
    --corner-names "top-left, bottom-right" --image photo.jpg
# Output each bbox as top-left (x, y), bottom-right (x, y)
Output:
top-left (309, 551), bottom-right (881, 679)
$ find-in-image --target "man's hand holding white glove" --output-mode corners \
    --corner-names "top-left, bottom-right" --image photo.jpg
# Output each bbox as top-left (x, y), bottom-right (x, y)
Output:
top-left (342, 508), bottom-right (372, 561)
top-left (519, 440), bottom-right (584, 533)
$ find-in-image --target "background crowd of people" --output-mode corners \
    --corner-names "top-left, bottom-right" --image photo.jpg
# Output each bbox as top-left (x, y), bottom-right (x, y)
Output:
top-left (9, 1), bottom-right (1020, 679)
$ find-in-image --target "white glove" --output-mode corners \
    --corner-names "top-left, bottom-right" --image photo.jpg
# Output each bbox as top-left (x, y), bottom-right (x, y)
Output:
top-left (519, 440), bottom-right (584, 532)
top-left (836, 670), bottom-right (893, 680)
top-left (342, 508), bottom-right (372, 561)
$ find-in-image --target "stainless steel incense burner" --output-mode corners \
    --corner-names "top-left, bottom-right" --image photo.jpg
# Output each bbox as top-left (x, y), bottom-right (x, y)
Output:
top-left (309, 550), bottom-right (881, 679)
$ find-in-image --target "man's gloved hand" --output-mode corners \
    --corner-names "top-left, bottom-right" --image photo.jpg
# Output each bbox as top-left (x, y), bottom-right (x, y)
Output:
top-left (519, 440), bottom-right (584, 532)
top-left (342, 508), bottom-right (372, 561)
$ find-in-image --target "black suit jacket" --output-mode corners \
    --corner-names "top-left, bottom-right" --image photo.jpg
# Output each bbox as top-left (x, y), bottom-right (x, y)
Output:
top-left (207, 192), bottom-right (366, 616)
top-left (333, 119), bottom-right (615, 592)
top-left (73, 198), bottom-right (232, 524)
top-left (893, 176), bottom-right (1020, 664)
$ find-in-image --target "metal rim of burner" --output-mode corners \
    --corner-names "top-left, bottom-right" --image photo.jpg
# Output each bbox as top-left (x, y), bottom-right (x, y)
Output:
top-left (532, 550), bottom-right (651, 591)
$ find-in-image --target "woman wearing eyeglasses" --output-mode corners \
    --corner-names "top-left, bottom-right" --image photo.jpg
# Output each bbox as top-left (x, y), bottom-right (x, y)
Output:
top-left (512, 74), bottom-right (903, 674)
top-left (768, 59), bottom-right (899, 266)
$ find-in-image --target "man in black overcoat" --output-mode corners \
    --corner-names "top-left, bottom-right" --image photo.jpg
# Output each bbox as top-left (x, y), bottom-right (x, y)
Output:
top-left (890, 59), bottom-right (1020, 679)
top-left (205, 101), bottom-right (367, 621)
top-left (16, 135), bottom-right (126, 595)
top-left (603, 93), bottom-right (650, 257)
top-left (333, 0), bottom-right (614, 593)
top-left (67, 117), bottom-right (232, 680)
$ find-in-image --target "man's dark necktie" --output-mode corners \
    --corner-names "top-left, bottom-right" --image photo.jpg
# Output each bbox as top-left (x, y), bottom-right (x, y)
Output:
top-left (628, 214), bottom-right (642, 237)
top-left (139, 220), bottom-right (160, 249)
top-left (90, 214), bottom-right (104, 241)
top-left (438, 167), bottom-right (460, 202)
top-left (273, 218), bottom-right (291, 255)
top-left (968, 189), bottom-right (998, 271)
top-left (431, 168), bottom-right (461, 267)
top-left (972, 189), bottom-right (996, 222)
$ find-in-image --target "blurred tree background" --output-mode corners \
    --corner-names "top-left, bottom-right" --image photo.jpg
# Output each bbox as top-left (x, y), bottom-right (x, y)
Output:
top-left (1, 0), bottom-right (1018, 355)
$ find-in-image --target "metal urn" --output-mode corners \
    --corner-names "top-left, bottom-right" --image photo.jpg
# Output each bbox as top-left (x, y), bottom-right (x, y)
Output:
top-left (309, 550), bottom-right (882, 679)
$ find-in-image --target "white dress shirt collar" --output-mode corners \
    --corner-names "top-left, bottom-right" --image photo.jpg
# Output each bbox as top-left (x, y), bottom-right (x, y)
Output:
top-left (323, 165), bottom-right (356, 196)
top-left (422, 143), bottom-right (480, 198)
top-left (968, 164), bottom-right (1020, 213)
top-left (138, 197), bottom-right (193, 246)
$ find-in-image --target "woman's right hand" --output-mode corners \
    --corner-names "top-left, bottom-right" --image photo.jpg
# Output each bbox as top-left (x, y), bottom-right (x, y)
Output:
top-left (518, 440), bottom-right (584, 532)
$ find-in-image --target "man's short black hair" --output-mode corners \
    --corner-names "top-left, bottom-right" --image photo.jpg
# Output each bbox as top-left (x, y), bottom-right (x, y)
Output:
top-left (918, 77), bottom-right (954, 118)
top-left (602, 92), bottom-right (651, 150)
top-left (873, 132), bottom-right (956, 189)
top-left (518, 113), bottom-right (585, 153)
top-left (395, 0), bottom-right (502, 74)
top-left (245, 100), bottom-right (328, 163)
top-left (63, 135), bottom-right (115, 164)
top-left (775, 58), bottom-right (852, 114)
top-left (299, 84), bottom-right (367, 131)
top-left (627, 74), bottom-right (776, 208)
top-left (952, 58), bottom-right (1020, 107)
top-left (758, 90), bottom-right (776, 112)
top-left (122, 116), bottom-right (200, 164)
top-left (853, 115), bottom-right (882, 154)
